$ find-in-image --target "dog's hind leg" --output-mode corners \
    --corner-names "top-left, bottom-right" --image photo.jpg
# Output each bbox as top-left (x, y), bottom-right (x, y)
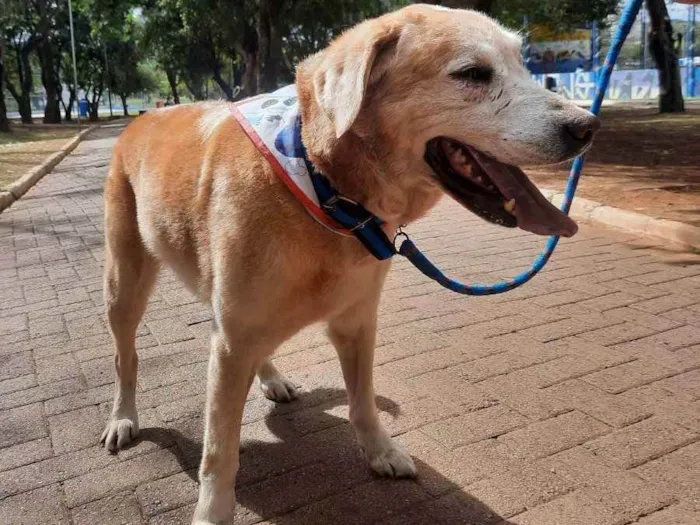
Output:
top-left (101, 163), bottom-right (159, 452)
top-left (256, 358), bottom-right (298, 402)
top-left (327, 268), bottom-right (417, 478)
top-left (194, 317), bottom-right (290, 524)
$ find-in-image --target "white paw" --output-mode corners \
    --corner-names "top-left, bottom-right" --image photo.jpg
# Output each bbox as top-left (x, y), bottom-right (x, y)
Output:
top-left (100, 414), bottom-right (139, 453)
top-left (193, 481), bottom-right (235, 525)
top-left (361, 433), bottom-right (417, 478)
top-left (259, 375), bottom-right (298, 403)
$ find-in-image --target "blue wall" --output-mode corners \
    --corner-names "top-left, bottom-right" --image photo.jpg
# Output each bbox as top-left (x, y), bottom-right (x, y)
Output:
top-left (532, 68), bottom-right (700, 100)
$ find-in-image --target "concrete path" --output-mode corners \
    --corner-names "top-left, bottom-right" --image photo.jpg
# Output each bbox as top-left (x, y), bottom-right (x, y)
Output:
top-left (1, 123), bottom-right (700, 525)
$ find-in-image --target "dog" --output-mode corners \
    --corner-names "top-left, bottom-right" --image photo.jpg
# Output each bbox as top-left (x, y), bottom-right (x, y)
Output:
top-left (100, 4), bottom-right (598, 524)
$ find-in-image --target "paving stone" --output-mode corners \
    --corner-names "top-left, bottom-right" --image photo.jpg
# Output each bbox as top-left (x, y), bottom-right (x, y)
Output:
top-left (464, 462), bottom-right (575, 518)
top-left (545, 379), bottom-right (651, 427)
top-left (584, 416), bottom-right (699, 469)
top-left (0, 484), bottom-right (70, 524)
top-left (509, 489), bottom-right (617, 525)
top-left (36, 352), bottom-right (81, 384)
top-left (634, 442), bottom-right (700, 511)
top-left (0, 402), bottom-right (47, 448)
top-left (48, 405), bottom-right (104, 454)
top-left (63, 448), bottom-right (183, 507)
top-left (655, 369), bottom-right (700, 401)
top-left (135, 470), bottom-right (198, 517)
top-left (497, 411), bottom-right (610, 460)
top-left (0, 373), bottom-right (36, 394)
top-left (633, 505), bottom-right (700, 525)
top-left (422, 405), bottom-right (528, 449)
top-left (0, 351), bottom-right (34, 381)
top-left (0, 437), bottom-right (52, 472)
top-left (582, 359), bottom-right (677, 394)
top-left (541, 446), bottom-right (675, 522)
top-left (2, 123), bottom-right (700, 524)
top-left (71, 491), bottom-right (143, 525)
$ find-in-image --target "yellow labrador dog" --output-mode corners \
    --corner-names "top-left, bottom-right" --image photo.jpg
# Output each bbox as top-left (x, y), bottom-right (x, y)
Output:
top-left (101, 4), bottom-right (598, 523)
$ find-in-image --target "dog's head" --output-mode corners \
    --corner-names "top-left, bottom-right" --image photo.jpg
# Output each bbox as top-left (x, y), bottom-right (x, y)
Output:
top-left (297, 4), bottom-right (600, 236)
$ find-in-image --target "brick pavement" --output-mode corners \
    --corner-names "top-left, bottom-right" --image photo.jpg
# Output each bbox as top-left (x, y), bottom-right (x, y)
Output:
top-left (1, 122), bottom-right (700, 524)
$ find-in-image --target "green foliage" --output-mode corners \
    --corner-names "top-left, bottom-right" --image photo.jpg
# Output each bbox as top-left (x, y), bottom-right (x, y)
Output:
top-left (491, 0), bottom-right (619, 31)
top-left (0, 0), bottom-right (624, 118)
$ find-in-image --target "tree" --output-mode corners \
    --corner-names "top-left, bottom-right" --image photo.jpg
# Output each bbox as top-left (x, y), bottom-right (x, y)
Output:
top-left (646, 0), bottom-right (684, 112)
top-left (108, 46), bottom-right (157, 115)
top-left (1, 1), bottom-right (38, 124)
top-left (0, 39), bottom-right (10, 132)
top-left (34, 0), bottom-right (62, 123)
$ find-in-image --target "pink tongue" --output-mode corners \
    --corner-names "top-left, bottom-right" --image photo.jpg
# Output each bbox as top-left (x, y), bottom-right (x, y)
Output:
top-left (468, 148), bottom-right (578, 237)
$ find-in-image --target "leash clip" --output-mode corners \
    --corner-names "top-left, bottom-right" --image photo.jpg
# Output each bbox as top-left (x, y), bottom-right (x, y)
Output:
top-left (393, 225), bottom-right (409, 252)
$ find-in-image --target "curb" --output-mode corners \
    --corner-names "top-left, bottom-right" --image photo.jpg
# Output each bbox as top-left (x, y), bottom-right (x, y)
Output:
top-left (0, 125), bottom-right (97, 213)
top-left (540, 188), bottom-right (700, 251)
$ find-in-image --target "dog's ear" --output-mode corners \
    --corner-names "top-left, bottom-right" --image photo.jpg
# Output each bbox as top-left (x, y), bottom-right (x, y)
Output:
top-left (312, 20), bottom-right (402, 139)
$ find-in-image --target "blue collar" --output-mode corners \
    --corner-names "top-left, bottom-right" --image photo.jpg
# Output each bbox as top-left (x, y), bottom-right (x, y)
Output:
top-left (296, 131), bottom-right (397, 260)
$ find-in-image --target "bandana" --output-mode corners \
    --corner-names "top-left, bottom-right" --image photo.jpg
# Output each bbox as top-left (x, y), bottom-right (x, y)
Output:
top-left (230, 85), bottom-right (351, 235)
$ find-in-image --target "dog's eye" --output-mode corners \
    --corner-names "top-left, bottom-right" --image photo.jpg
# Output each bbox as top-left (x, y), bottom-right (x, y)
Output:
top-left (451, 66), bottom-right (493, 84)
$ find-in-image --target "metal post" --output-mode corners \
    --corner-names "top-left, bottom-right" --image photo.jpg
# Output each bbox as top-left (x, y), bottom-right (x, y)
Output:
top-left (591, 22), bottom-right (601, 82)
top-left (68, 0), bottom-right (80, 127)
top-left (687, 5), bottom-right (696, 97)
top-left (522, 16), bottom-right (530, 68)
top-left (641, 8), bottom-right (648, 68)
top-left (103, 42), bottom-right (113, 117)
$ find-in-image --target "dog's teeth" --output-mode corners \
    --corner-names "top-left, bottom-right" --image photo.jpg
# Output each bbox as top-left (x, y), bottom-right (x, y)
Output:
top-left (504, 199), bottom-right (516, 214)
top-left (453, 149), bottom-right (467, 165)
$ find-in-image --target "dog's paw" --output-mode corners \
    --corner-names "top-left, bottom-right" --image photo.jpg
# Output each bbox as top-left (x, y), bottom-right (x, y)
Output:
top-left (100, 415), bottom-right (139, 453)
top-left (259, 375), bottom-right (298, 403)
top-left (362, 434), bottom-right (417, 478)
top-left (193, 481), bottom-right (235, 525)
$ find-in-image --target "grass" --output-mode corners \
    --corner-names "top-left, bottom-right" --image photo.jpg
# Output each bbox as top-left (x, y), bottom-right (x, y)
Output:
top-left (0, 125), bottom-right (83, 188)
top-left (0, 125), bottom-right (80, 147)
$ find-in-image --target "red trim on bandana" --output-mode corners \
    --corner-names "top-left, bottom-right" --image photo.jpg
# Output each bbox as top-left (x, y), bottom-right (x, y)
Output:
top-left (230, 104), bottom-right (349, 234)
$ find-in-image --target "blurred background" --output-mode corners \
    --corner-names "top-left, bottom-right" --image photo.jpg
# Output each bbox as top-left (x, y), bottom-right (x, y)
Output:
top-left (0, 0), bottom-right (697, 126)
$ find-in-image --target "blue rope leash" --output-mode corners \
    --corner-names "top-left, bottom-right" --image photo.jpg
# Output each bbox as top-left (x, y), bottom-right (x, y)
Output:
top-left (397, 0), bottom-right (645, 295)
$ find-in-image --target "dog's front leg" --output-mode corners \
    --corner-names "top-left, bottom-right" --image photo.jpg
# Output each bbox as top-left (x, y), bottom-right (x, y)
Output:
top-left (193, 324), bottom-right (258, 525)
top-left (328, 298), bottom-right (417, 478)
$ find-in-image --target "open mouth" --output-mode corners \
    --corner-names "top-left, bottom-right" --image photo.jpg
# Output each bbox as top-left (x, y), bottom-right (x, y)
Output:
top-left (425, 138), bottom-right (578, 237)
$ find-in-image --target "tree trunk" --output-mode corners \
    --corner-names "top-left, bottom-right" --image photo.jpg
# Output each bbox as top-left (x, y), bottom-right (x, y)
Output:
top-left (0, 41), bottom-right (9, 132)
top-left (212, 64), bottom-right (235, 101)
top-left (239, 21), bottom-right (259, 97)
top-left (165, 68), bottom-right (180, 104)
top-left (63, 88), bottom-right (76, 121)
top-left (5, 41), bottom-right (35, 124)
top-left (89, 86), bottom-right (103, 121)
top-left (14, 95), bottom-right (33, 124)
top-left (38, 44), bottom-right (62, 123)
top-left (646, 0), bottom-right (684, 113)
top-left (257, 0), bottom-right (284, 93)
top-left (36, 1), bottom-right (61, 124)
top-left (241, 51), bottom-right (259, 97)
top-left (120, 94), bottom-right (129, 116)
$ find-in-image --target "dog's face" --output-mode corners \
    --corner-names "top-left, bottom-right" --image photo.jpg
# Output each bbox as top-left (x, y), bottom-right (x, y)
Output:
top-left (301, 4), bottom-right (600, 236)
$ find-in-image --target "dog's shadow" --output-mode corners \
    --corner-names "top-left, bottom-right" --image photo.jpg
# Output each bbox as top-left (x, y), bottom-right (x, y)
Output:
top-left (140, 388), bottom-right (514, 524)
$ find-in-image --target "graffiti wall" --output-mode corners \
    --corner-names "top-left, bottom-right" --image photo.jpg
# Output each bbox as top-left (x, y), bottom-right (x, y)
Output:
top-left (527, 26), bottom-right (592, 75)
top-left (532, 68), bottom-right (700, 100)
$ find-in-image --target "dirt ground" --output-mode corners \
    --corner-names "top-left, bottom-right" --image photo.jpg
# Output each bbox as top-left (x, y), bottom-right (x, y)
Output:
top-left (0, 125), bottom-right (82, 189)
top-left (528, 102), bottom-right (700, 227)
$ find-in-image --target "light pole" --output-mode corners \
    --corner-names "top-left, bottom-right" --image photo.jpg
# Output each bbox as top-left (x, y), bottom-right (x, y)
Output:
top-left (68, 0), bottom-right (80, 126)
top-left (103, 42), bottom-right (113, 117)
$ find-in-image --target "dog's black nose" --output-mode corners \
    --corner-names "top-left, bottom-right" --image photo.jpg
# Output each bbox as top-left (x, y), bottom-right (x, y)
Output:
top-left (561, 115), bottom-right (600, 156)
top-left (563, 116), bottom-right (600, 147)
